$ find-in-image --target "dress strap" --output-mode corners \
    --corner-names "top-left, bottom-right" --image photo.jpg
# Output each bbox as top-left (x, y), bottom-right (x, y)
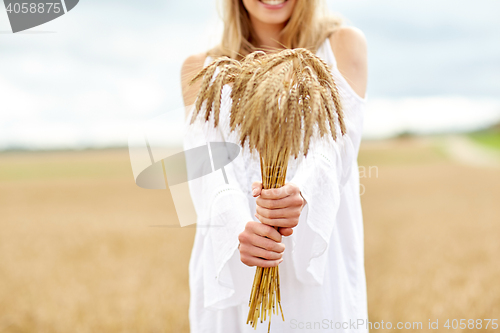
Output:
top-left (317, 37), bottom-right (338, 68)
top-left (204, 55), bottom-right (213, 67)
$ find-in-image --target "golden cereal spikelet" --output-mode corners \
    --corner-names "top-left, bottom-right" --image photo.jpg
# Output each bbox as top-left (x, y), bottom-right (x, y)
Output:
top-left (188, 48), bottom-right (346, 332)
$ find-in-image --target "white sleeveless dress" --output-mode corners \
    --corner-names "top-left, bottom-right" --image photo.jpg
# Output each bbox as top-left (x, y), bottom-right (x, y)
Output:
top-left (183, 37), bottom-right (368, 333)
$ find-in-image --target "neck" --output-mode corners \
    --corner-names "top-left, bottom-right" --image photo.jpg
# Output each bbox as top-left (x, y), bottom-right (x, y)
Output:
top-left (249, 17), bottom-right (286, 51)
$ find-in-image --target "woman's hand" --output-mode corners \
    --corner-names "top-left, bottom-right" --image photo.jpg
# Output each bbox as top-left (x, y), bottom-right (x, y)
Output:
top-left (237, 182), bottom-right (306, 267)
top-left (252, 181), bottom-right (306, 237)
top-left (238, 221), bottom-right (285, 267)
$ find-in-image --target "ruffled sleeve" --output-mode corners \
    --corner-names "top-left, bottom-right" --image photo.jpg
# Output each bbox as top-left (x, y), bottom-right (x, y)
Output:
top-left (288, 134), bottom-right (355, 285)
top-left (183, 86), bottom-right (255, 310)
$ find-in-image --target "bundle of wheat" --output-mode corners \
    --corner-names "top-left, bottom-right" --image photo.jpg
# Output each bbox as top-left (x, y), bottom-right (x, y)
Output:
top-left (189, 47), bottom-right (344, 332)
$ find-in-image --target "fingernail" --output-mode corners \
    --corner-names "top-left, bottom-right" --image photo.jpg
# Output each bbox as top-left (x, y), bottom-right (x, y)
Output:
top-left (278, 258), bottom-right (284, 264)
top-left (252, 188), bottom-right (258, 196)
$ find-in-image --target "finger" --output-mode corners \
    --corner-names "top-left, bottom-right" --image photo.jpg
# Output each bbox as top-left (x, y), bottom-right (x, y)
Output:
top-left (249, 233), bottom-right (285, 253)
top-left (251, 181), bottom-right (262, 197)
top-left (278, 227), bottom-right (294, 237)
top-left (240, 243), bottom-right (283, 260)
top-left (256, 205), bottom-right (286, 219)
top-left (256, 205), bottom-right (301, 220)
top-left (251, 222), bottom-right (282, 243)
top-left (255, 213), bottom-right (298, 228)
top-left (260, 188), bottom-right (288, 200)
top-left (241, 254), bottom-right (283, 268)
top-left (260, 183), bottom-right (300, 200)
top-left (256, 194), bottom-right (303, 210)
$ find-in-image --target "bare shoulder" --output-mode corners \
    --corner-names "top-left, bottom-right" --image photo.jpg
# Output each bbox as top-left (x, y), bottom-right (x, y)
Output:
top-left (328, 26), bottom-right (368, 99)
top-left (330, 26), bottom-right (367, 47)
top-left (181, 52), bottom-right (207, 110)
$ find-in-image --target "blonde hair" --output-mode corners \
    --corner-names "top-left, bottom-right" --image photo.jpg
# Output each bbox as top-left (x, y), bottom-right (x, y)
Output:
top-left (208, 0), bottom-right (343, 60)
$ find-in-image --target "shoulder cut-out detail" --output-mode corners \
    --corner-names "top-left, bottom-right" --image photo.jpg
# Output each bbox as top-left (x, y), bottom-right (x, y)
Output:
top-left (328, 26), bottom-right (368, 100)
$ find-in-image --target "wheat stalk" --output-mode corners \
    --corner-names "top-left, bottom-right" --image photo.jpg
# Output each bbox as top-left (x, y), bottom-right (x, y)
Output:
top-left (189, 48), bottom-right (344, 332)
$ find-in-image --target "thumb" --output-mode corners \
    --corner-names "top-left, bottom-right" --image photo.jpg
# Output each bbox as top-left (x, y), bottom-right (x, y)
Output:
top-left (251, 181), bottom-right (262, 197)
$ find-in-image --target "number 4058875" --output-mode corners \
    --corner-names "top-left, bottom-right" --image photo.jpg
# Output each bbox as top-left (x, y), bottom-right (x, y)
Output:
top-left (444, 319), bottom-right (498, 330)
top-left (6, 3), bottom-right (62, 14)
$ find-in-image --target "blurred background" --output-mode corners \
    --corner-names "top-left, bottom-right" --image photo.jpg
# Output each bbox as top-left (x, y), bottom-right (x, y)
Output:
top-left (0, 0), bottom-right (499, 332)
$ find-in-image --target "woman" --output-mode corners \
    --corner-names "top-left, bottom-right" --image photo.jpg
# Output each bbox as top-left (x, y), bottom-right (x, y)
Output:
top-left (181, 0), bottom-right (368, 332)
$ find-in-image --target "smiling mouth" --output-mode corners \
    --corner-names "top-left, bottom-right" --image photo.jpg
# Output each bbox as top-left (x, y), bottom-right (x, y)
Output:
top-left (259, 0), bottom-right (288, 5)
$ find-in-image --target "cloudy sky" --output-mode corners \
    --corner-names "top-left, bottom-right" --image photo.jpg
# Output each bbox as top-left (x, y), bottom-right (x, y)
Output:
top-left (0, 0), bottom-right (499, 149)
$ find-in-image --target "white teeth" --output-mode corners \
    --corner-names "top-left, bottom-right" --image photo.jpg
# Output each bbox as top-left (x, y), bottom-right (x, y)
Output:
top-left (260, 0), bottom-right (286, 5)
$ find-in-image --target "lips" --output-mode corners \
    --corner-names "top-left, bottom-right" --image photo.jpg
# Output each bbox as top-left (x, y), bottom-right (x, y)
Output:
top-left (259, 0), bottom-right (287, 5)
